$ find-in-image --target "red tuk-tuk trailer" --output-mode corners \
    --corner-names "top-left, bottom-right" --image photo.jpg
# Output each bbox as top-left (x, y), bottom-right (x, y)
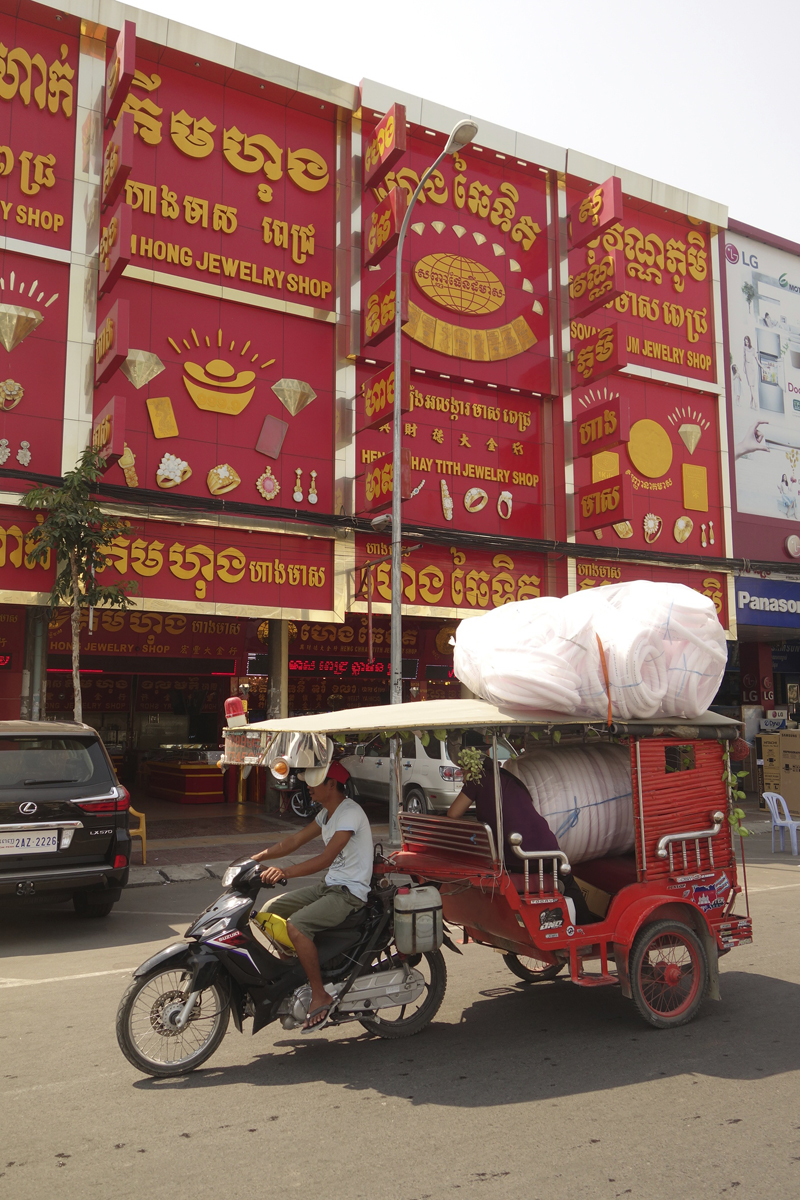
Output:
top-left (381, 699), bottom-right (751, 1028)
top-left (241, 698), bottom-right (751, 1030)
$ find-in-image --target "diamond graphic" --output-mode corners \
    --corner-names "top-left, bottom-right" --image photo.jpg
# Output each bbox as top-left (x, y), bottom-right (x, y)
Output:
top-left (121, 349), bottom-right (166, 390)
top-left (678, 423), bottom-right (702, 455)
top-left (271, 378), bottom-right (317, 417)
top-left (452, 225), bottom-right (466, 238)
top-left (411, 222), bottom-right (425, 235)
top-left (0, 304), bottom-right (43, 352)
top-left (432, 221), bottom-right (446, 234)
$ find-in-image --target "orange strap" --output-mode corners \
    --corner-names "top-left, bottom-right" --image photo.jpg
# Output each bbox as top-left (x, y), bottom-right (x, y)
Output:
top-left (596, 634), bottom-right (613, 728)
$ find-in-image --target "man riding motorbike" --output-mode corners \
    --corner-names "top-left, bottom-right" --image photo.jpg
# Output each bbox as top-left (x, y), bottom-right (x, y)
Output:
top-left (253, 757), bottom-right (372, 1032)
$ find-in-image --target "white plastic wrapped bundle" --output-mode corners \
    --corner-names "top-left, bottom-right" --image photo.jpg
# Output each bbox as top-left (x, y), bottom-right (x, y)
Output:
top-left (503, 744), bottom-right (634, 863)
top-left (453, 581), bottom-right (726, 720)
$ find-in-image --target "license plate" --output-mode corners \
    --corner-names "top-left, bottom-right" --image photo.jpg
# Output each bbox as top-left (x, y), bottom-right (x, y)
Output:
top-left (0, 831), bottom-right (59, 855)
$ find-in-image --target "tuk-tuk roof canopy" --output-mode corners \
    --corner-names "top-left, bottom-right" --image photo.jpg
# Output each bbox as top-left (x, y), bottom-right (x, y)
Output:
top-left (244, 699), bottom-right (739, 739)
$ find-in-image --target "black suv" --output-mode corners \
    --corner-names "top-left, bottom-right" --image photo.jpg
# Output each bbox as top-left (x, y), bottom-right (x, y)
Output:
top-left (0, 721), bottom-right (131, 917)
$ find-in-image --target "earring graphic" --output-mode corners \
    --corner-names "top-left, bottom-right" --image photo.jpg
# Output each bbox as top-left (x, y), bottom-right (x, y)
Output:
top-left (293, 468), bottom-right (304, 503)
top-left (709, 520), bottom-right (715, 546)
top-left (0, 438), bottom-right (8, 465)
top-left (701, 523), bottom-right (707, 548)
top-left (308, 470), bottom-right (318, 505)
top-left (16, 440), bottom-right (31, 466)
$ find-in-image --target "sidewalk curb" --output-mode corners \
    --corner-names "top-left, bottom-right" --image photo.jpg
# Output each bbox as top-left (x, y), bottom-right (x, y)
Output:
top-left (127, 853), bottom-right (327, 887)
top-left (127, 862), bottom-right (231, 887)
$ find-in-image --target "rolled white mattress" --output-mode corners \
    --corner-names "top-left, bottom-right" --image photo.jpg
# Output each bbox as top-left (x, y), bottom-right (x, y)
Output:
top-left (503, 743), bottom-right (634, 865)
top-left (452, 581), bottom-right (727, 721)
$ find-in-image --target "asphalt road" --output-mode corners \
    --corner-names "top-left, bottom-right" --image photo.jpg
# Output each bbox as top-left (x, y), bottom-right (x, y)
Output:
top-left (2, 851), bottom-right (800, 1200)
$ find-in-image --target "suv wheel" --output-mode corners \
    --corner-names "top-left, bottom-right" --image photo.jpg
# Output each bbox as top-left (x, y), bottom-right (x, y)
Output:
top-left (73, 892), bottom-right (117, 918)
top-left (403, 787), bottom-right (428, 815)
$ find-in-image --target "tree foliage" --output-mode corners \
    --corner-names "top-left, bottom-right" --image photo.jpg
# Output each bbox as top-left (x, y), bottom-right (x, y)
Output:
top-left (21, 449), bottom-right (137, 722)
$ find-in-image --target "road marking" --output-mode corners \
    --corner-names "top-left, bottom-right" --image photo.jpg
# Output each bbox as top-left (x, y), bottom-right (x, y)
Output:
top-left (2, 1071), bottom-right (126, 1097)
top-left (0, 967), bottom-right (134, 988)
top-left (748, 881), bottom-right (800, 894)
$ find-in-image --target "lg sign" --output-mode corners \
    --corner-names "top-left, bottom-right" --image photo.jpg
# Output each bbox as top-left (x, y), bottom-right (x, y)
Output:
top-left (725, 242), bottom-right (758, 269)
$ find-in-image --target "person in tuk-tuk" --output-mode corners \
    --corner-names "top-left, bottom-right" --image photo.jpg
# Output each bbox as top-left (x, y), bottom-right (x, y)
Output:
top-left (445, 741), bottom-right (592, 922)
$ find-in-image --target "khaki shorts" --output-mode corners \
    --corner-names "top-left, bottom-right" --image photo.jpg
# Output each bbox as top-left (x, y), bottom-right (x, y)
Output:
top-left (263, 881), bottom-right (365, 940)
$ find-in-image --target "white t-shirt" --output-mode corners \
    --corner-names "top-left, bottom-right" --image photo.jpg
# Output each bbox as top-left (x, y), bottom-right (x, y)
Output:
top-left (316, 798), bottom-right (373, 901)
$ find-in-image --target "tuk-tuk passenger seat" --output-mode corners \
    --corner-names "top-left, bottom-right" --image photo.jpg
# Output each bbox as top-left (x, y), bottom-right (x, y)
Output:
top-left (570, 853), bottom-right (637, 896)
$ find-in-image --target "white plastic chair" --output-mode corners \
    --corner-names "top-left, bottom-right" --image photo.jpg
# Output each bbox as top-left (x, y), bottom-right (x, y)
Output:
top-left (762, 792), bottom-right (800, 855)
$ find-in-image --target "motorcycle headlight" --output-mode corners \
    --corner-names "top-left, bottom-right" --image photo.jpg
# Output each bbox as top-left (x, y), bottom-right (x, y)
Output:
top-left (223, 864), bottom-right (243, 887)
top-left (202, 917), bottom-right (230, 937)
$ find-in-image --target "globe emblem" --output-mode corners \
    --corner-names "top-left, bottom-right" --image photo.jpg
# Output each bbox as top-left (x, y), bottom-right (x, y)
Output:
top-left (414, 253), bottom-right (505, 317)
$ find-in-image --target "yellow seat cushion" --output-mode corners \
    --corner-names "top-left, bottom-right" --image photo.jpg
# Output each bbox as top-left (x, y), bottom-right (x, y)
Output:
top-left (254, 909), bottom-right (295, 949)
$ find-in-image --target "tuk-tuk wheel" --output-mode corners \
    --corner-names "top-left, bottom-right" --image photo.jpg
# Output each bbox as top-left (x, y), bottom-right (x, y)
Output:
top-left (629, 919), bottom-right (708, 1028)
top-left (503, 954), bottom-right (564, 983)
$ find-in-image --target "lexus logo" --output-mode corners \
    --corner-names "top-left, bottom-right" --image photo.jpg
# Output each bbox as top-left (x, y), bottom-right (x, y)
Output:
top-left (19, 802), bottom-right (37, 815)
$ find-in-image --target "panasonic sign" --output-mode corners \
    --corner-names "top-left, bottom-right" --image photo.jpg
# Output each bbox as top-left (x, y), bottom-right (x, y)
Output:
top-left (736, 579), bottom-right (800, 626)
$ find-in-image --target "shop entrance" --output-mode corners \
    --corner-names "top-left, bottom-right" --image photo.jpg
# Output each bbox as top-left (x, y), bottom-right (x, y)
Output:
top-left (46, 609), bottom-right (242, 805)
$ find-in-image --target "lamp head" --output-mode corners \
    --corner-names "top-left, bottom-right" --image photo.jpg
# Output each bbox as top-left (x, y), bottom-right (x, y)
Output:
top-left (444, 119), bottom-right (478, 156)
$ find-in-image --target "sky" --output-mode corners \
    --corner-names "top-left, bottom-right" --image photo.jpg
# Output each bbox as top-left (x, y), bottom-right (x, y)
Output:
top-left (143, 0), bottom-right (799, 243)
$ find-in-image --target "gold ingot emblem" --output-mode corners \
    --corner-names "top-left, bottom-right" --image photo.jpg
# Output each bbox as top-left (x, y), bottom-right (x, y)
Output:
top-left (414, 253), bottom-right (505, 316)
top-left (592, 451), bottom-right (619, 483)
top-left (183, 358), bottom-right (256, 415)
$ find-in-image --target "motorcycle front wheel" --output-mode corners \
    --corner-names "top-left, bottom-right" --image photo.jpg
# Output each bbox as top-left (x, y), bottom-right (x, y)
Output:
top-left (116, 967), bottom-right (230, 1077)
top-left (359, 949), bottom-right (447, 1040)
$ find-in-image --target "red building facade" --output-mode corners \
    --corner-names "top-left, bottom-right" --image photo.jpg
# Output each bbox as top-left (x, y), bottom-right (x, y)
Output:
top-left (0, 1), bottom-right (738, 731)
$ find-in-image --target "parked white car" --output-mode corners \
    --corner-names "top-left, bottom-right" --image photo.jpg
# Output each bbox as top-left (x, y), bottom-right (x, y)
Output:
top-left (340, 731), bottom-right (464, 814)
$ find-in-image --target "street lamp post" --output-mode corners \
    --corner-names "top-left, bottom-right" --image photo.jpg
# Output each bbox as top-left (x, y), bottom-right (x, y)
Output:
top-left (388, 117), bottom-right (479, 845)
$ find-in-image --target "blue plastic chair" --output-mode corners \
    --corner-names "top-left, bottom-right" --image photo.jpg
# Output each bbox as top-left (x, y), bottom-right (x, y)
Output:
top-left (762, 792), bottom-right (800, 856)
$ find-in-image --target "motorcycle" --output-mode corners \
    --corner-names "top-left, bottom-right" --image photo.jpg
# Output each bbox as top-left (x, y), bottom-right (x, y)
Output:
top-left (287, 769), bottom-right (356, 819)
top-left (272, 769), bottom-right (320, 820)
top-left (116, 855), bottom-right (450, 1078)
top-left (289, 782), bottom-right (320, 820)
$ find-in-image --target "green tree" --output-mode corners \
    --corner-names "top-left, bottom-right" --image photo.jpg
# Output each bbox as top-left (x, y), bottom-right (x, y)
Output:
top-left (742, 281), bottom-right (756, 313)
top-left (21, 449), bottom-right (137, 723)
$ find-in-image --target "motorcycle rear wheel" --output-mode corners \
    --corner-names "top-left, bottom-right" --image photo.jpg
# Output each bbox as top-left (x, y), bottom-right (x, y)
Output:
top-left (359, 949), bottom-right (447, 1039)
top-left (117, 967), bottom-right (230, 1077)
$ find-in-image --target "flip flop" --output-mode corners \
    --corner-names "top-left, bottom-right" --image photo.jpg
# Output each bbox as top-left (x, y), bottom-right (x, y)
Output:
top-left (302, 1003), bottom-right (333, 1034)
